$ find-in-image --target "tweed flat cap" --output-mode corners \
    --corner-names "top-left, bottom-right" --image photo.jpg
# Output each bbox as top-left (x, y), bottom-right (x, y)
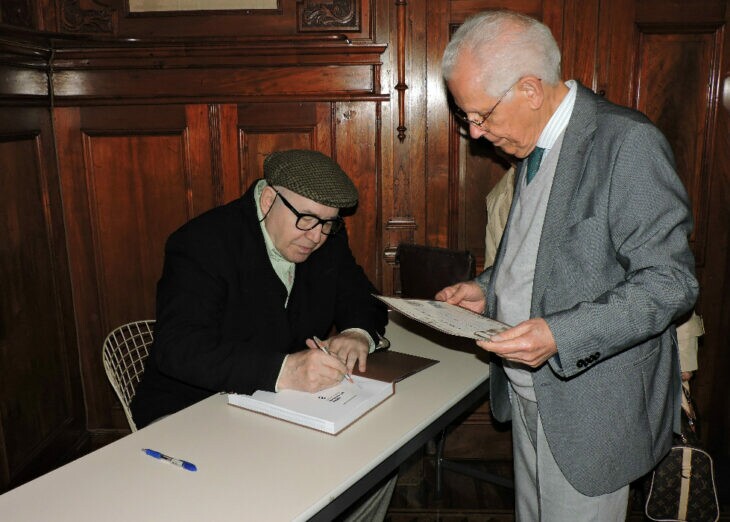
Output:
top-left (264, 149), bottom-right (358, 208)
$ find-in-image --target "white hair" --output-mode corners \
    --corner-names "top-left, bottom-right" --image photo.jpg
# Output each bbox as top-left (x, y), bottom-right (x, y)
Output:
top-left (442, 10), bottom-right (562, 97)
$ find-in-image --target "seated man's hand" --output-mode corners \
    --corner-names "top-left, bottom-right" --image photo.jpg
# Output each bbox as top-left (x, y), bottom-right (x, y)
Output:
top-left (435, 281), bottom-right (486, 314)
top-left (325, 331), bottom-right (370, 373)
top-left (277, 347), bottom-right (348, 392)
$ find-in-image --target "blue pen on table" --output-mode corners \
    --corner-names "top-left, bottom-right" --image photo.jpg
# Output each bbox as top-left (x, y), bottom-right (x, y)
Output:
top-left (142, 448), bottom-right (197, 472)
top-left (313, 336), bottom-right (355, 384)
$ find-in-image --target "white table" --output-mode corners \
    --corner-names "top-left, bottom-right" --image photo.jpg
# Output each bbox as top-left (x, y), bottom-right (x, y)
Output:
top-left (0, 313), bottom-right (490, 521)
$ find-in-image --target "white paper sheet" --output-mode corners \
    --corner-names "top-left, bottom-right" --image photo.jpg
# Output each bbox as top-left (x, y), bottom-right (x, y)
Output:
top-left (374, 295), bottom-right (510, 340)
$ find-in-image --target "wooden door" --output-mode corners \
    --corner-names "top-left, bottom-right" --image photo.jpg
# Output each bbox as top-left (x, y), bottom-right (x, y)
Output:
top-left (0, 107), bottom-right (86, 491)
top-left (54, 104), bottom-right (222, 435)
top-left (596, 0), bottom-right (730, 458)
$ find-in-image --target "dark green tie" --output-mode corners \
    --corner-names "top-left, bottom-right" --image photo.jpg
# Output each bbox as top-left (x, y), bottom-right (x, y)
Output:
top-left (526, 147), bottom-right (545, 184)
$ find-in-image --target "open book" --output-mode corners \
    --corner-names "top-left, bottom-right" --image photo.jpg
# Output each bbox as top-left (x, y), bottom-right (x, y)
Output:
top-left (374, 295), bottom-right (510, 340)
top-left (228, 376), bottom-right (394, 435)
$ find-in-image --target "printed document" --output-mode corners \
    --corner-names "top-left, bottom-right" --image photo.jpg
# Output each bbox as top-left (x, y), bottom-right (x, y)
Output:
top-left (375, 295), bottom-right (510, 340)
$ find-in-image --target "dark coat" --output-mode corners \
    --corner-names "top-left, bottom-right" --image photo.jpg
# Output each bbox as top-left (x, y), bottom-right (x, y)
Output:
top-left (131, 181), bottom-right (387, 428)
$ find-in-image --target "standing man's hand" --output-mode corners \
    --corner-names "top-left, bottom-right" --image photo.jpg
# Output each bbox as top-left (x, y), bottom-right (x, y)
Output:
top-left (477, 318), bottom-right (557, 368)
top-left (323, 331), bottom-right (370, 373)
top-left (435, 281), bottom-right (486, 314)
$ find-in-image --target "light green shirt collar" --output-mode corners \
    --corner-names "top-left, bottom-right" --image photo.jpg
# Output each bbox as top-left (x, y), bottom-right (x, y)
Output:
top-left (255, 180), bottom-right (295, 299)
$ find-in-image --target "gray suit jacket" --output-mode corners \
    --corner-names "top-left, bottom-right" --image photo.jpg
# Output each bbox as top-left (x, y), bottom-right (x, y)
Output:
top-left (478, 83), bottom-right (698, 496)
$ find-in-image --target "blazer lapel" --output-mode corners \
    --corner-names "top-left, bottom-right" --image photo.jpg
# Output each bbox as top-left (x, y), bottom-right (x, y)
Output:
top-left (531, 85), bottom-right (597, 317)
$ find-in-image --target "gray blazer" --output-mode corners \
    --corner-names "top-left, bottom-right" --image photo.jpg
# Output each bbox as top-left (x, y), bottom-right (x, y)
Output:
top-left (478, 83), bottom-right (699, 496)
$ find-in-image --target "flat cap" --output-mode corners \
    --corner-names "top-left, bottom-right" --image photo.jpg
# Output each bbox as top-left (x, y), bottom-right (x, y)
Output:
top-left (264, 149), bottom-right (358, 208)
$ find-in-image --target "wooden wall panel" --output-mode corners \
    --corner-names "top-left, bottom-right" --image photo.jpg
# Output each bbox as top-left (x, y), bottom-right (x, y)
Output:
top-left (335, 100), bottom-right (380, 285)
top-left (599, 0), bottom-right (730, 456)
top-left (233, 100), bottom-right (381, 284)
top-left (0, 33), bottom-right (50, 102)
top-left (236, 101), bottom-right (331, 195)
top-left (52, 64), bottom-right (377, 102)
top-left (0, 107), bottom-right (85, 492)
top-left (55, 104), bottom-right (221, 431)
top-left (50, 0), bottom-right (374, 41)
top-left (636, 31), bottom-right (715, 265)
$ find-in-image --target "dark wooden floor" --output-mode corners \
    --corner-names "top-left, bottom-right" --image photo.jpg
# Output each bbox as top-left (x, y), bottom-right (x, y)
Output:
top-left (385, 451), bottom-right (729, 521)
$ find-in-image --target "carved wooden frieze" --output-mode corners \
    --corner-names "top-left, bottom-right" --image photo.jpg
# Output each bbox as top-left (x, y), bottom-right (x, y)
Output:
top-left (298, 0), bottom-right (360, 32)
top-left (61, 0), bottom-right (114, 34)
top-left (0, 0), bottom-right (35, 28)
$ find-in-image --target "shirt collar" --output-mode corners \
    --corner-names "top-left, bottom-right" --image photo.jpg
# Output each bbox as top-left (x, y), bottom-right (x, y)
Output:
top-left (535, 79), bottom-right (577, 151)
top-left (255, 179), bottom-right (293, 267)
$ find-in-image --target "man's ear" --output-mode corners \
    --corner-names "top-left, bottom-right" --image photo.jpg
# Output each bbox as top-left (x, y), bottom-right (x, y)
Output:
top-left (260, 185), bottom-right (277, 215)
top-left (520, 76), bottom-right (544, 110)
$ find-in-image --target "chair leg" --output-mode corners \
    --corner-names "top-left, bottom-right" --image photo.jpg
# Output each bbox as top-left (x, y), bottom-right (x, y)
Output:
top-left (435, 428), bottom-right (447, 498)
top-left (435, 427), bottom-right (514, 495)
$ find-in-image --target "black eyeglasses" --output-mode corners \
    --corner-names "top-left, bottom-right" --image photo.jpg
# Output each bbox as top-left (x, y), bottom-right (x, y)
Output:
top-left (453, 78), bottom-right (523, 129)
top-left (271, 187), bottom-right (344, 236)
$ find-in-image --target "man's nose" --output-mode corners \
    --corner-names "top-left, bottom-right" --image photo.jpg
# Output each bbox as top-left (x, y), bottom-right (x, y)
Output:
top-left (469, 124), bottom-right (488, 139)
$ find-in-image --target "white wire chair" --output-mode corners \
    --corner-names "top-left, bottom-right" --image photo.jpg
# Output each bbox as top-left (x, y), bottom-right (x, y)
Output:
top-left (102, 320), bottom-right (155, 432)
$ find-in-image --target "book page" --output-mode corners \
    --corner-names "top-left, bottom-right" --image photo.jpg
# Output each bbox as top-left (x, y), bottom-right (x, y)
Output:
top-left (374, 295), bottom-right (510, 340)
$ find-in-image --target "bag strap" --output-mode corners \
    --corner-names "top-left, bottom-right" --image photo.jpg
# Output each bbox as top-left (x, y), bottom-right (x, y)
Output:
top-left (680, 382), bottom-right (698, 443)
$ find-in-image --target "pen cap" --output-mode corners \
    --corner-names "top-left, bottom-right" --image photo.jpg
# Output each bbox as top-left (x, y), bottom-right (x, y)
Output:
top-left (181, 461), bottom-right (197, 472)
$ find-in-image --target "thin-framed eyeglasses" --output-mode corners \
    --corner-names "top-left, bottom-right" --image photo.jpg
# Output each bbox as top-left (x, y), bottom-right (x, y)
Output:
top-left (270, 187), bottom-right (344, 235)
top-left (452, 78), bottom-right (522, 129)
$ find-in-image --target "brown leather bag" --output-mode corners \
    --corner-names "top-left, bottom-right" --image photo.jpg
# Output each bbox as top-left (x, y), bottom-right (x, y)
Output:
top-left (396, 243), bottom-right (475, 299)
top-left (645, 383), bottom-right (720, 522)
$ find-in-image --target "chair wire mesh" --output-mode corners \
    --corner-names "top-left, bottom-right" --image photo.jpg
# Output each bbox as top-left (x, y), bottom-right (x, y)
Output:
top-left (102, 320), bottom-right (155, 432)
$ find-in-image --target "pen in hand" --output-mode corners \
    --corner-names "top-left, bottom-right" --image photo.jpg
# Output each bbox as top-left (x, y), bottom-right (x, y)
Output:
top-left (142, 448), bottom-right (197, 472)
top-left (313, 336), bottom-right (355, 384)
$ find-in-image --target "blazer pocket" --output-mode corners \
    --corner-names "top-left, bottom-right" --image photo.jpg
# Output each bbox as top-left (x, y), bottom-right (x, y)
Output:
top-left (589, 340), bottom-right (661, 379)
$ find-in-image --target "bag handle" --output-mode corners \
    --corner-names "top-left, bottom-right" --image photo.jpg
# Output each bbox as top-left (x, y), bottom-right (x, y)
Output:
top-left (680, 382), bottom-right (698, 443)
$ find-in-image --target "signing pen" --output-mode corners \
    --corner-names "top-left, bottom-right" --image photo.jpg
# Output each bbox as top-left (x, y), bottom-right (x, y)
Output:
top-left (313, 336), bottom-right (355, 384)
top-left (142, 448), bottom-right (197, 472)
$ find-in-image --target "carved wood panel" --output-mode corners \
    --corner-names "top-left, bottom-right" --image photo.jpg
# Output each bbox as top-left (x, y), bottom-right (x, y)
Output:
top-left (334, 100), bottom-right (381, 284)
top-left (54, 104), bottom-right (221, 430)
top-left (233, 100), bottom-right (381, 285)
top-left (0, 107), bottom-right (86, 492)
top-left (53, 0), bottom-right (371, 40)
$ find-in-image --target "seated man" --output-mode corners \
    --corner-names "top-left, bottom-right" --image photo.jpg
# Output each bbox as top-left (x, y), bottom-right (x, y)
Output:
top-left (131, 149), bottom-right (388, 427)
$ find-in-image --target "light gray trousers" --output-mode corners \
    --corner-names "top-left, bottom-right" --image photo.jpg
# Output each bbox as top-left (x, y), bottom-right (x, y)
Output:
top-left (511, 390), bottom-right (629, 521)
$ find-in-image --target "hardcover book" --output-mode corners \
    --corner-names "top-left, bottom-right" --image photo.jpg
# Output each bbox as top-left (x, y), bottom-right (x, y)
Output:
top-left (228, 376), bottom-right (394, 435)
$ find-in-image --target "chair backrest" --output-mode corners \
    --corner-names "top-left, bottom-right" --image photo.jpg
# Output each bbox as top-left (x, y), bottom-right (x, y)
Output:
top-left (102, 320), bottom-right (155, 432)
top-left (396, 243), bottom-right (476, 299)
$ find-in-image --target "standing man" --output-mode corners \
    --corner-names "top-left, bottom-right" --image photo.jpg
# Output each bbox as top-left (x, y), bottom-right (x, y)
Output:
top-left (436, 10), bottom-right (698, 521)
